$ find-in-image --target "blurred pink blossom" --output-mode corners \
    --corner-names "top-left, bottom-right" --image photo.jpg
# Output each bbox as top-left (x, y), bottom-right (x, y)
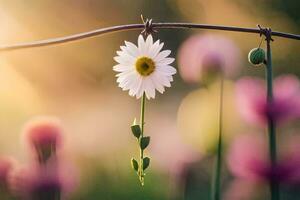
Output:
top-left (227, 133), bottom-right (300, 184)
top-left (9, 160), bottom-right (77, 200)
top-left (22, 116), bottom-right (63, 163)
top-left (227, 134), bottom-right (268, 182)
top-left (23, 117), bottom-right (63, 149)
top-left (236, 75), bottom-right (300, 126)
top-left (178, 34), bottom-right (241, 83)
top-left (274, 135), bottom-right (300, 184)
top-left (0, 156), bottom-right (16, 190)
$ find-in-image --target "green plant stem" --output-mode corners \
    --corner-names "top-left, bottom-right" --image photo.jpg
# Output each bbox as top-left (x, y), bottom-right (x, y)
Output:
top-left (139, 92), bottom-right (146, 185)
top-left (265, 37), bottom-right (279, 200)
top-left (55, 191), bottom-right (61, 200)
top-left (211, 77), bottom-right (224, 200)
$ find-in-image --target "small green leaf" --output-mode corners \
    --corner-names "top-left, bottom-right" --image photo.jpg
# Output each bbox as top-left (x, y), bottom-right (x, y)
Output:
top-left (131, 158), bottom-right (139, 171)
top-left (140, 136), bottom-right (150, 150)
top-left (143, 157), bottom-right (150, 170)
top-left (131, 125), bottom-right (141, 138)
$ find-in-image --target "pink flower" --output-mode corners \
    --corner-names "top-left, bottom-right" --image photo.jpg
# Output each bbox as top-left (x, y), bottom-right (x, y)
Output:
top-left (22, 117), bottom-right (63, 163)
top-left (0, 157), bottom-right (16, 190)
top-left (227, 133), bottom-right (300, 184)
top-left (227, 134), bottom-right (268, 182)
top-left (236, 75), bottom-right (300, 126)
top-left (178, 34), bottom-right (241, 83)
top-left (10, 160), bottom-right (77, 200)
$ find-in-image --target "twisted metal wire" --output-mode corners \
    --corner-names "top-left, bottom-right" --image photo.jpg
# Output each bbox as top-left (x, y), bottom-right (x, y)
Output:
top-left (0, 22), bottom-right (299, 51)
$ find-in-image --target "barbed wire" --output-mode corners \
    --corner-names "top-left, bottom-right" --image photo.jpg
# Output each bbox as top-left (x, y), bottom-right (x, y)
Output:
top-left (0, 22), bottom-right (299, 51)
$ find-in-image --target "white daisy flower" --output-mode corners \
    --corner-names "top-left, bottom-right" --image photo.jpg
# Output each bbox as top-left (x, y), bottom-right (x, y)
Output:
top-left (113, 34), bottom-right (177, 99)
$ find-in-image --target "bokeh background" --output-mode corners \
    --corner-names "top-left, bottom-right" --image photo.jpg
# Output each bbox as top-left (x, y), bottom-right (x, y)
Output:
top-left (0, 0), bottom-right (300, 199)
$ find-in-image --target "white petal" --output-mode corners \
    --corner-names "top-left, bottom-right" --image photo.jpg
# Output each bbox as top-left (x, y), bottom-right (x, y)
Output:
top-left (151, 73), bottom-right (165, 94)
top-left (148, 40), bottom-right (160, 58)
top-left (152, 42), bottom-right (164, 58)
top-left (118, 79), bottom-right (131, 88)
top-left (154, 71), bottom-right (171, 87)
top-left (119, 79), bottom-right (131, 90)
top-left (116, 50), bottom-right (135, 61)
top-left (136, 80), bottom-right (145, 99)
top-left (118, 73), bottom-right (138, 91)
top-left (138, 35), bottom-right (146, 54)
top-left (138, 35), bottom-right (144, 46)
top-left (116, 69), bottom-right (133, 78)
top-left (156, 65), bottom-right (177, 75)
top-left (129, 76), bottom-right (142, 96)
top-left (124, 41), bottom-right (139, 57)
top-left (146, 35), bottom-right (153, 44)
top-left (113, 64), bottom-right (132, 72)
top-left (116, 70), bottom-right (135, 82)
top-left (145, 35), bottom-right (154, 52)
top-left (114, 56), bottom-right (134, 65)
top-left (144, 78), bottom-right (155, 99)
top-left (162, 78), bottom-right (171, 87)
top-left (167, 75), bottom-right (173, 82)
top-left (123, 78), bottom-right (136, 90)
top-left (155, 50), bottom-right (171, 62)
top-left (157, 57), bottom-right (175, 65)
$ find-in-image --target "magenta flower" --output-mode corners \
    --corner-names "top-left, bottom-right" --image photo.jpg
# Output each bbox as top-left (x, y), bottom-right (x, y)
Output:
top-left (0, 157), bottom-right (15, 190)
top-left (227, 134), bottom-right (268, 182)
top-left (227, 133), bottom-right (300, 184)
top-left (23, 117), bottom-right (63, 163)
top-left (28, 171), bottom-right (62, 200)
top-left (10, 161), bottom-right (77, 200)
top-left (236, 75), bottom-right (300, 126)
top-left (178, 34), bottom-right (241, 83)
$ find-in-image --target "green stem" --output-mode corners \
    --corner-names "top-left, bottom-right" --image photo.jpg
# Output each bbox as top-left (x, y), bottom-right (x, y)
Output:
top-left (265, 37), bottom-right (279, 200)
top-left (139, 92), bottom-right (146, 185)
top-left (211, 77), bottom-right (224, 200)
top-left (55, 191), bottom-right (61, 200)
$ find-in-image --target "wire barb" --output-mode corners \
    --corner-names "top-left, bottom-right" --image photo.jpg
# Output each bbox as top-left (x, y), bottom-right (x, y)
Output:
top-left (140, 15), bottom-right (158, 37)
top-left (257, 24), bottom-right (274, 42)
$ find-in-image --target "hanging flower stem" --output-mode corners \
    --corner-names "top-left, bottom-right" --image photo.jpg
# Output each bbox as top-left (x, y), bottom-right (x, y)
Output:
top-left (265, 32), bottom-right (280, 200)
top-left (211, 76), bottom-right (224, 200)
top-left (139, 92), bottom-right (146, 185)
top-left (130, 93), bottom-right (151, 185)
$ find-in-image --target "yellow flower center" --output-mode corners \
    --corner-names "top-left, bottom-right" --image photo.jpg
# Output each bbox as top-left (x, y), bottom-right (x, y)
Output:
top-left (135, 56), bottom-right (155, 76)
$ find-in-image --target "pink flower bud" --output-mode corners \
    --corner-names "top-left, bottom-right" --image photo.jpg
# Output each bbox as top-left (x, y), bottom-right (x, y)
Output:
top-left (178, 34), bottom-right (241, 83)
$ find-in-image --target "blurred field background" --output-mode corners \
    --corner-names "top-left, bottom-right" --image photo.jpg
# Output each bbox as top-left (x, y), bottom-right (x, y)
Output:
top-left (0, 0), bottom-right (300, 199)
